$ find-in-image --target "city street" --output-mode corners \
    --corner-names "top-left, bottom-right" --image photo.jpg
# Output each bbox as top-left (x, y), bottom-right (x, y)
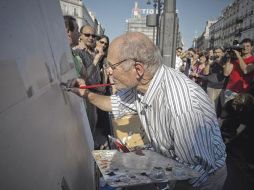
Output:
top-left (2, 1), bottom-right (254, 190)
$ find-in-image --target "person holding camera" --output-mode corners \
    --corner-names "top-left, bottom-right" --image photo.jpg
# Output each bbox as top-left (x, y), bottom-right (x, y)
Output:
top-left (224, 38), bottom-right (254, 102)
top-left (203, 47), bottom-right (227, 116)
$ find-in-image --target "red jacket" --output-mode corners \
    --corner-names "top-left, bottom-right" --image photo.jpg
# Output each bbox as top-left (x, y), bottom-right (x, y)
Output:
top-left (227, 55), bottom-right (254, 93)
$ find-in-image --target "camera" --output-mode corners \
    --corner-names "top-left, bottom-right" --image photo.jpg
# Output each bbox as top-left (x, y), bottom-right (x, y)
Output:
top-left (225, 46), bottom-right (243, 60)
top-left (208, 55), bottom-right (215, 62)
top-left (221, 41), bottom-right (244, 64)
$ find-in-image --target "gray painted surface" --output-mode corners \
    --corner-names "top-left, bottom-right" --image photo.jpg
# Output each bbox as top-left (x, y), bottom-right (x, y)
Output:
top-left (0, 0), bottom-right (95, 189)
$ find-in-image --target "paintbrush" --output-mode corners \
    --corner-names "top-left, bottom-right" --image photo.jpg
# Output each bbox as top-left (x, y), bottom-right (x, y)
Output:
top-left (79, 83), bottom-right (114, 89)
top-left (60, 82), bottom-right (114, 90)
top-left (108, 135), bottom-right (130, 153)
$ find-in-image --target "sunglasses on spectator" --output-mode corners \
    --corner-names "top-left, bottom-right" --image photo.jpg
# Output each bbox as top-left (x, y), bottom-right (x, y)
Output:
top-left (99, 41), bottom-right (108, 46)
top-left (82, 33), bottom-right (96, 38)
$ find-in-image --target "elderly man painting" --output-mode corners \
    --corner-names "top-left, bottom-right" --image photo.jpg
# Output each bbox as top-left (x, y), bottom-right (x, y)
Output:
top-left (67, 32), bottom-right (227, 190)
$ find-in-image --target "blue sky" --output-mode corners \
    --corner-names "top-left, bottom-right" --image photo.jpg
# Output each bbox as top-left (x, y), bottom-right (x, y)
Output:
top-left (83, 0), bottom-right (233, 49)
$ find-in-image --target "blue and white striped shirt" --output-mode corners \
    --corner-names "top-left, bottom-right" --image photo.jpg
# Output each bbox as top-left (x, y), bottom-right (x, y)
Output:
top-left (111, 65), bottom-right (226, 186)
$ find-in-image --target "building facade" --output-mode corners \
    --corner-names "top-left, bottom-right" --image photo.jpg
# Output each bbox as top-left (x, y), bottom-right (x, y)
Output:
top-left (59, 0), bottom-right (104, 34)
top-left (197, 0), bottom-right (254, 50)
top-left (175, 14), bottom-right (184, 48)
top-left (127, 1), bottom-right (182, 48)
top-left (221, 1), bottom-right (239, 46)
top-left (209, 16), bottom-right (223, 49)
top-left (239, 0), bottom-right (254, 40)
top-left (195, 20), bottom-right (216, 51)
top-left (126, 1), bottom-right (157, 43)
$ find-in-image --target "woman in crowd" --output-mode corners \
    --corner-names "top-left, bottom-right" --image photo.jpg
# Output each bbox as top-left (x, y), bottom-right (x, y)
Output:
top-left (95, 35), bottom-right (117, 94)
top-left (189, 52), bottom-right (207, 91)
top-left (95, 35), bottom-right (109, 69)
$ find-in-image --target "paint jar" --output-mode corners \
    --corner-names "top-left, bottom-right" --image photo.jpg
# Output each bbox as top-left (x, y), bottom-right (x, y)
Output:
top-left (118, 175), bottom-right (130, 183)
top-left (172, 163), bottom-right (184, 176)
top-left (99, 177), bottom-right (106, 187)
top-left (149, 166), bottom-right (166, 181)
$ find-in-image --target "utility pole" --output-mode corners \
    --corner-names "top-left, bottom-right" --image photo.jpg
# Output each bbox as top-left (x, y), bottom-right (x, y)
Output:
top-left (160, 0), bottom-right (176, 67)
top-left (152, 3), bottom-right (157, 44)
top-left (156, 0), bottom-right (161, 46)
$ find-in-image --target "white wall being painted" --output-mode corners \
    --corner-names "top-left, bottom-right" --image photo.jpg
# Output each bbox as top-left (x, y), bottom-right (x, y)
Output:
top-left (0, 0), bottom-right (95, 189)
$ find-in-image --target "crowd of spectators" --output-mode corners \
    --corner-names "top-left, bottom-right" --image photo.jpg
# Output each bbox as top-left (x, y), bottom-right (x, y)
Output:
top-left (175, 39), bottom-right (254, 181)
top-left (175, 39), bottom-right (254, 122)
top-left (63, 15), bottom-right (112, 148)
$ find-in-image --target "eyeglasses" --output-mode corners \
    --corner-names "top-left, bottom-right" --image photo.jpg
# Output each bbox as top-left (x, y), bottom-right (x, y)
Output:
top-left (99, 40), bottom-right (108, 46)
top-left (105, 58), bottom-right (134, 70)
top-left (82, 33), bottom-right (96, 38)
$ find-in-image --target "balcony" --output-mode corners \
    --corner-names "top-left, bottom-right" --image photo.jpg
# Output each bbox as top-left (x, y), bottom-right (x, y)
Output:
top-left (234, 29), bottom-right (241, 37)
top-left (236, 18), bottom-right (243, 23)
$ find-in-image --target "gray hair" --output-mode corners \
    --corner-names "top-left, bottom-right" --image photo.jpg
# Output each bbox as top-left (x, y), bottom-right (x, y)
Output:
top-left (117, 32), bottom-right (162, 75)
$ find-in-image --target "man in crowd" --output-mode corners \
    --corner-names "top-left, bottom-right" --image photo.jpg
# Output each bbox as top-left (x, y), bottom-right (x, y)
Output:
top-left (203, 47), bottom-right (227, 116)
top-left (74, 25), bottom-right (104, 88)
top-left (224, 38), bottom-right (254, 102)
top-left (64, 15), bottom-right (79, 48)
top-left (63, 15), bottom-right (85, 78)
top-left (175, 47), bottom-right (184, 72)
top-left (183, 48), bottom-right (197, 76)
top-left (67, 32), bottom-right (227, 190)
top-left (73, 24), bottom-right (107, 135)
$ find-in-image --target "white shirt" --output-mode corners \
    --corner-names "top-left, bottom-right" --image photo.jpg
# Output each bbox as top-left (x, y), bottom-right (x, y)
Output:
top-left (111, 65), bottom-right (226, 186)
top-left (175, 55), bottom-right (183, 71)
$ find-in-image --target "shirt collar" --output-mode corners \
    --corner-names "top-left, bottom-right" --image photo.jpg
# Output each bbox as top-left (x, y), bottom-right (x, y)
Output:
top-left (140, 65), bottom-right (165, 106)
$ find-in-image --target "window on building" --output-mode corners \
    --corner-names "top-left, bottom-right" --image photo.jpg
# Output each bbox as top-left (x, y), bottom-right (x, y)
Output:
top-left (62, 4), bottom-right (68, 14)
top-left (74, 8), bottom-right (78, 17)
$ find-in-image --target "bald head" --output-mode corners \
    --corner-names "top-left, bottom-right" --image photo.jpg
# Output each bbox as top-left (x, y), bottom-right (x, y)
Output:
top-left (108, 32), bottom-right (162, 74)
